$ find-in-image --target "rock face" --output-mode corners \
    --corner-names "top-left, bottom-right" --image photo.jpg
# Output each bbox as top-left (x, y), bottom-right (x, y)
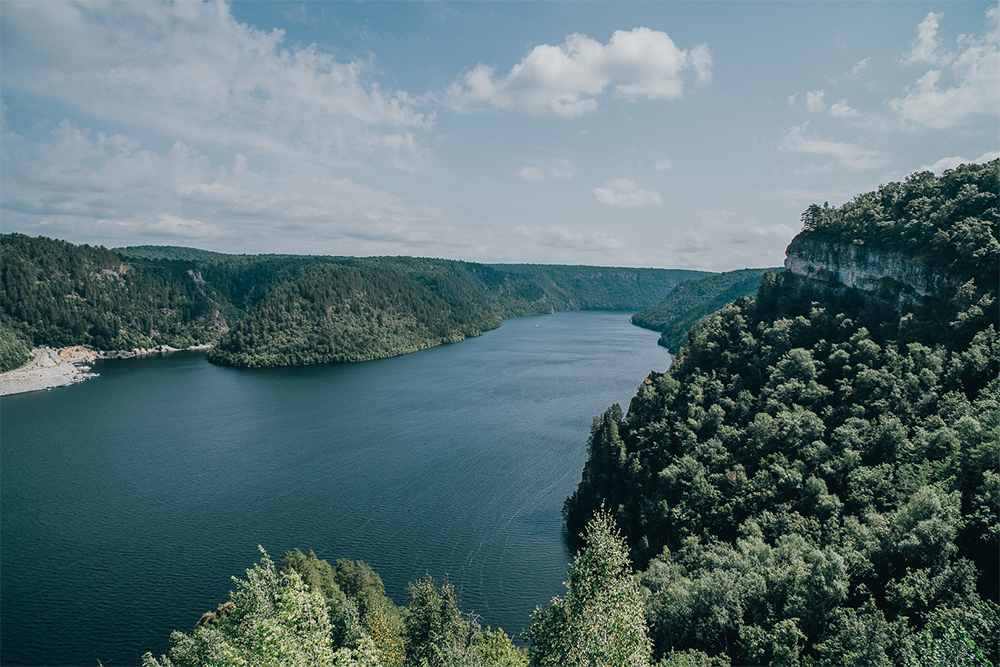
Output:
top-left (784, 236), bottom-right (958, 299)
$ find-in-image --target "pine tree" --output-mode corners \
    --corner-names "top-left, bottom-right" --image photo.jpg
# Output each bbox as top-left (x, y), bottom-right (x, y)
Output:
top-left (526, 509), bottom-right (651, 667)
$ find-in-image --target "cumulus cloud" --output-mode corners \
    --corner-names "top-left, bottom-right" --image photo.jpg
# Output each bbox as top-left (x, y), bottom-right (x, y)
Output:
top-left (0, 0), bottom-right (432, 171)
top-left (806, 90), bottom-right (827, 113)
top-left (890, 7), bottom-right (999, 129)
top-left (446, 27), bottom-right (712, 118)
top-left (517, 159), bottom-right (577, 182)
top-left (653, 158), bottom-right (673, 171)
top-left (593, 179), bottom-right (662, 207)
top-left (0, 121), bottom-right (446, 252)
top-left (900, 12), bottom-right (948, 66)
top-left (918, 150), bottom-right (1000, 174)
top-left (779, 122), bottom-right (889, 170)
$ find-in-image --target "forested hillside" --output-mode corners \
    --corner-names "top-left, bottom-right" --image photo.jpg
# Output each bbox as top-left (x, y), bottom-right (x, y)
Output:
top-left (486, 263), bottom-right (709, 314)
top-left (632, 268), bottom-right (774, 353)
top-left (0, 234), bottom-right (234, 355)
top-left (1, 236), bottom-right (707, 369)
top-left (207, 259), bottom-right (503, 367)
top-left (565, 160), bottom-right (999, 665)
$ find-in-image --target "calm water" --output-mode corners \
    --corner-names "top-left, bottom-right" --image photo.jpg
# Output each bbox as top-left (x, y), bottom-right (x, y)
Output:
top-left (1, 311), bottom-right (669, 666)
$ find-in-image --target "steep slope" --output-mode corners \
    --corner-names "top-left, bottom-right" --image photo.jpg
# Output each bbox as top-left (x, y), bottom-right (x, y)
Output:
top-left (488, 264), bottom-right (711, 314)
top-left (564, 160), bottom-right (999, 665)
top-left (631, 268), bottom-right (775, 353)
top-left (0, 234), bottom-right (232, 352)
top-left (208, 260), bottom-right (502, 367)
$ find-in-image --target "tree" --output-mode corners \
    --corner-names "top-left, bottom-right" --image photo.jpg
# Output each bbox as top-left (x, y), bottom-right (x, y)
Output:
top-left (403, 574), bottom-right (470, 667)
top-left (141, 547), bottom-right (370, 667)
top-left (526, 509), bottom-right (652, 667)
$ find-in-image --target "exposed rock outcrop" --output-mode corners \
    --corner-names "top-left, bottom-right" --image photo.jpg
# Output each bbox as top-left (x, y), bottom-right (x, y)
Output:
top-left (784, 236), bottom-right (961, 297)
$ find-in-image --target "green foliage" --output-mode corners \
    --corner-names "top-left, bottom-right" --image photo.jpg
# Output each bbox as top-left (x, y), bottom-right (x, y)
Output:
top-left (282, 549), bottom-right (406, 666)
top-left (116, 245), bottom-right (232, 263)
top-left (144, 548), bottom-right (526, 667)
top-left (797, 161), bottom-right (999, 284)
top-left (656, 648), bottom-right (730, 667)
top-left (904, 602), bottom-right (1000, 667)
top-left (486, 263), bottom-right (710, 315)
top-left (206, 260), bottom-right (502, 367)
top-left (0, 320), bottom-right (32, 372)
top-left (467, 628), bottom-right (528, 667)
top-left (526, 509), bottom-right (652, 667)
top-left (565, 164), bottom-right (1000, 665)
top-left (3, 233), bottom-right (706, 367)
top-left (632, 268), bottom-right (775, 353)
top-left (1, 234), bottom-right (230, 351)
top-left (403, 575), bottom-right (470, 666)
top-left (141, 547), bottom-right (356, 667)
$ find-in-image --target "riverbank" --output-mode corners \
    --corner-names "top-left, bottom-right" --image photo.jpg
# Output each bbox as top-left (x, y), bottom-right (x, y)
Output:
top-left (0, 344), bottom-right (213, 396)
top-left (0, 347), bottom-right (97, 396)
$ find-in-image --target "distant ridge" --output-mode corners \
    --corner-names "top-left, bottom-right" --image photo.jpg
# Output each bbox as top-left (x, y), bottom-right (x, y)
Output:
top-left (2, 234), bottom-right (711, 368)
top-left (115, 244), bottom-right (234, 262)
top-left (631, 267), bottom-right (776, 352)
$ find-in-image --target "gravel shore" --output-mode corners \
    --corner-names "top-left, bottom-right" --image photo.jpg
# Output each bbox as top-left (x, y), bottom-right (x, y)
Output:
top-left (0, 344), bottom-right (213, 397)
top-left (0, 347), bottom-right (98, 397)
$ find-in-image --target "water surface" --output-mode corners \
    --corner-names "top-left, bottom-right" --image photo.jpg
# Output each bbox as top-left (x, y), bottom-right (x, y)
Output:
top-left (1, 311), bottom-right (669, 665)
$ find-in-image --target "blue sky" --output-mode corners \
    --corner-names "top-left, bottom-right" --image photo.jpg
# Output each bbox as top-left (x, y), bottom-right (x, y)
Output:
top-left (1, 1), bottom-right (997, 271)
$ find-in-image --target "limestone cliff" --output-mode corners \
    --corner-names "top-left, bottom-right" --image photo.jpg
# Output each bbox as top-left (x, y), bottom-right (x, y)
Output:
top-left (783, 235), bottom-right (959, 301)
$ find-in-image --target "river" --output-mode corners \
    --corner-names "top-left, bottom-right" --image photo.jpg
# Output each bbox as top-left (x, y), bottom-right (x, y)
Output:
top-left (0, 311), bottom-right (669, 665)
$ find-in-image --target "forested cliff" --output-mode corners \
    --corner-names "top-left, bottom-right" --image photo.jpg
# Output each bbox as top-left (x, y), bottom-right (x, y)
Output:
top-left (631, 268), bottom-right (775, 353)
top-left (0, 236), bottom-right (707, 370)
top-left (564, 160), bottom-right (999, 665)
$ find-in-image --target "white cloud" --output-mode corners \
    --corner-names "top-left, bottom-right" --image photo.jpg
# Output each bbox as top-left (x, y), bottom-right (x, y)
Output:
top-left (653, 158), bottom-right (673, 171)
top-left (517, 166), bottom-right (546, 182)
top-left (508, 225), bottom-right (623, 252)
top-left (890, 7), bottom-right (999, 129)
top-left (829, 100), bottom-right (863, 119)
top-left (745, 224), bottom-right (797, 240)
top-left (517, 159), bottom-right (576, 182)
top-left (779, 122), bottom-right (889, 170)
top-left (0, 0), bottom-right (432, 171)
top-left (806, 90), bottom-right (827, 113)
top-left (900, 12), bottom-right (948, 66)
top-left (0, 121), bottom-right (446, 251)
top-left (446, 27), bottom-right (712, 118)
top-left (593, 179), bottom-right (662, 207)
top-left (918, 150), bottom-right (1000, 174)
top-left (676, 233), bottom-right (709, 254)
top-left (852, 58), bottom-right (870, 76)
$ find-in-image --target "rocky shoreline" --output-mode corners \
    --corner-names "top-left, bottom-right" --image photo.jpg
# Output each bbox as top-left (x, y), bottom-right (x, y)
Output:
top-left (95, 343), bottom-right (213, 360)
top-left (0, 344), bottom-right (213, 397)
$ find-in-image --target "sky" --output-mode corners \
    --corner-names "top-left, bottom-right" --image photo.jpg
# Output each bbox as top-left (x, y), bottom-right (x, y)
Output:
top-left (1, 1), bottom-right (997, 271)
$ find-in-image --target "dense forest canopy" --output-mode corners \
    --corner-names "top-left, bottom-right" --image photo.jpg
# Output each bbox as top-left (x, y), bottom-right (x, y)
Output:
top-left (142, 512), bottom-right (647, 667)
top-left (796, 162), bottom-right (998, 283)
top-left (0, 236), bottom-right (709, 370)
top-left (0, 234), bottom-right (233, 361)
top-left (632, 268), bottom-right (776, 353)
top-left (565, 160), bottom-right (1000, 666)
